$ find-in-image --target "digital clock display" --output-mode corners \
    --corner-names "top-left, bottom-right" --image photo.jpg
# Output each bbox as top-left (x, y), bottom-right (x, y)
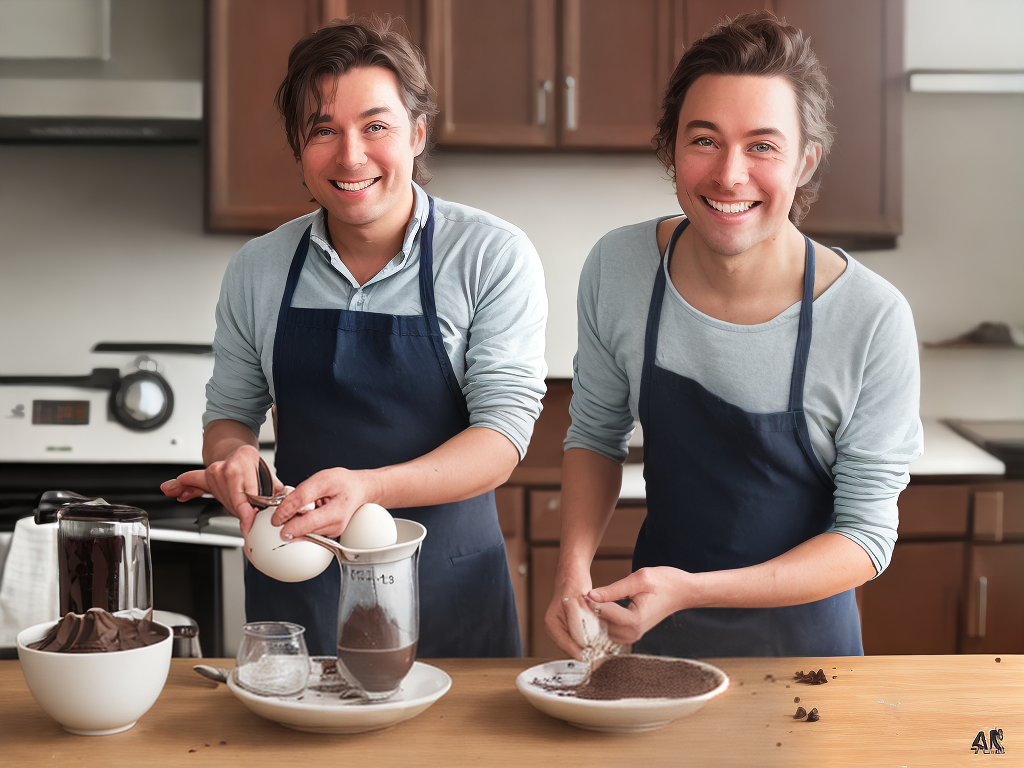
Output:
top-left (32, 400), bottom-right (90, 425)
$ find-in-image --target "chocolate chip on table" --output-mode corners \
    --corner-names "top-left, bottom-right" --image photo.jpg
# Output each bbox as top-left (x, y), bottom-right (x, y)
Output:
top-left (794, 707), bottom-right (807, 719)
top-left (793, 668), bottom-right (828, 685)
top-left (807, 707), bottom-right (820, 722)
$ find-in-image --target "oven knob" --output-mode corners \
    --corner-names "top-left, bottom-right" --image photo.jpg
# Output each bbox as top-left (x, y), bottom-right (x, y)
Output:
top-left (110, 371), bottom-right (174, 430)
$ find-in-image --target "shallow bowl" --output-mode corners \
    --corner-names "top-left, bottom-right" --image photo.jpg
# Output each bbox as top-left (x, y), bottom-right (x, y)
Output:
top-left (516, 656), bottom-right (730, 732)
top-left (16, 619), bottom-right (173, 736)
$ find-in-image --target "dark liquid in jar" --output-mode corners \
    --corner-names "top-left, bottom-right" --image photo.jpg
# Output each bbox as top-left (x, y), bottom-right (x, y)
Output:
top-left (58, 533), bottom-right (127, 615)
top-left (337, 642), bottom-right (417, 693)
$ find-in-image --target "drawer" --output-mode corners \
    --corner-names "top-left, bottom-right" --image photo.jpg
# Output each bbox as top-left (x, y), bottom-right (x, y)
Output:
top-left (528, 490), bottom-right (646, 555)
top-left (898, 484), bottom-right (969, 538)
top-left (971, 482), bottom-right (1024, 542)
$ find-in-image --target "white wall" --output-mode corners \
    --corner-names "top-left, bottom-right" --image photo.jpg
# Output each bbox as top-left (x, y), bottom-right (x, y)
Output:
top-left (2, 1), bottom-right (1022, 420)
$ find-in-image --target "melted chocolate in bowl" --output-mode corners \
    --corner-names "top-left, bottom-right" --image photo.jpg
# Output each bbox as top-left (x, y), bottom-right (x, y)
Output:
top-left (27, 609), bottom-right (168, 653)
top-left (337, 604), bottom-right (415, 693)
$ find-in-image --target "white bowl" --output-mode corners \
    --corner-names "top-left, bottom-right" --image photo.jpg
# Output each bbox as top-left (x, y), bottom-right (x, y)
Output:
top-left (17, 619), bottom-right (173, 736)
top-left (516, 657), bottom-right (730, 732)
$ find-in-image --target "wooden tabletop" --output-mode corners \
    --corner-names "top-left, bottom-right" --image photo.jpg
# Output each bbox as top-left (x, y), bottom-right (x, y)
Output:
top-left (3, 655), bottom-right (1021, 767)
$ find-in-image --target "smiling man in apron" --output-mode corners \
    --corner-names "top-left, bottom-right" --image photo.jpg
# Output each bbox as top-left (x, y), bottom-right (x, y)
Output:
top-left (162, 19), bottom-right (547, 657)
top-left (546, 12), bottom-right (922, 658)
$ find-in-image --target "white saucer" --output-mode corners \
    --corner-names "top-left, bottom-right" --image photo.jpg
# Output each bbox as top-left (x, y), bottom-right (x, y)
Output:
top-left (227, 657), bottom-right (451, 734)
top-left (516, 657), bottom-right (729, 732)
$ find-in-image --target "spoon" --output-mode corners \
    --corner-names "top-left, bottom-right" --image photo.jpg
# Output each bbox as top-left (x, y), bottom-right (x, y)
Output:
top-left (193, 664), bottom-right (231, 684)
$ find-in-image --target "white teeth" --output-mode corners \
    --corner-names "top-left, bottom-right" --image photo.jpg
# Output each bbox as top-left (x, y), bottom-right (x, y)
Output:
top-left (704, 197), bottom-right (755, 213)
top-left (333, 178), bottom-right (376, 191)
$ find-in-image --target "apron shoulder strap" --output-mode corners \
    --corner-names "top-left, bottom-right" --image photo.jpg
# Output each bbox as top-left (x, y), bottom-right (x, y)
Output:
top-left (787, 236), bottom-right (816, 413)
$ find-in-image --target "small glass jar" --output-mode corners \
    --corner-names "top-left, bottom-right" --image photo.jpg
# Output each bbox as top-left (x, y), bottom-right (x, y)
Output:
top-left (235, 622), bottom-right (310, 697)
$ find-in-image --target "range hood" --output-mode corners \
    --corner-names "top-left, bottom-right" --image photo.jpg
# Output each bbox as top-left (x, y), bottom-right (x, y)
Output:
top-left (0, 0), bottom-right (203, 142)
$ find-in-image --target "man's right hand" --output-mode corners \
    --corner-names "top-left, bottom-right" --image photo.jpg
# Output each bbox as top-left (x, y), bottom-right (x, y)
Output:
top-left (544, 570), bottom-right (595, 660)
top-left (160, 443), bottom-right (268, 535)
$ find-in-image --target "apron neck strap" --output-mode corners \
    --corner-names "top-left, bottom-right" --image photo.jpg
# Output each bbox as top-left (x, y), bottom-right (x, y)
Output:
top-left (787, 235), bottom-right (816, 413)
top-left (642, 220), bottom-right (818, 415)
top-left (417, 196), bottom-right (439, 334)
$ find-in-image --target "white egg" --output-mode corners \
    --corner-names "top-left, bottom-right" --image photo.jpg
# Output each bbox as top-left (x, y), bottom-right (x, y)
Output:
top-left (245, 507), bottom-right (334, 583)
top-left (339, 503), bottom-right (398, 549)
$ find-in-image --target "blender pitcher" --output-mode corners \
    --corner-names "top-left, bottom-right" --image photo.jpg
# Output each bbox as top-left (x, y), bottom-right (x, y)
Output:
top-left (37, 492), bottom-right (153, 619)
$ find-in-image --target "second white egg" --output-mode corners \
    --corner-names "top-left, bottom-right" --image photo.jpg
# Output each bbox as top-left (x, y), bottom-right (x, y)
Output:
top-left (339, 503), bottom-right (398, 549)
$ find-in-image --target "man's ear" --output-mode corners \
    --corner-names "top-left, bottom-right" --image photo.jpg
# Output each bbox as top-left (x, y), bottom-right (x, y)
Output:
top-left (797, 142), bottom-right (822, 186)
top-left (412, 114), bottom-right (427, 157)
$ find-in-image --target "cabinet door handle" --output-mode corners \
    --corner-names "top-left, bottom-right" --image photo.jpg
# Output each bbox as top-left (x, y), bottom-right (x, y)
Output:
top-left (537, 80), bottom-right (553, 127)
top-left (565, 76), bottom-right (577, 130)
top-left (978, 575), bottom-right (988, 638)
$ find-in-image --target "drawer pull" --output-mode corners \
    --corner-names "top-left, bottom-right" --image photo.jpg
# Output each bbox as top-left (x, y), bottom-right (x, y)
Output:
top-left (978, 576), bottom-right (988, 638)
top-left (537, 80), bottom-right (553, 127)
top-left (565, 76), bottom-right (577, 130)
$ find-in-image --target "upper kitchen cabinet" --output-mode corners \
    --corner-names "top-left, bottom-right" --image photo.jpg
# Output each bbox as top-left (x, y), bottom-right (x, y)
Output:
top-left (206, 0), bottom-right (423, 232)
top-left (426, 0), bottom-right (681, 149)
top-left (678, 0), bottom-right (903, 248)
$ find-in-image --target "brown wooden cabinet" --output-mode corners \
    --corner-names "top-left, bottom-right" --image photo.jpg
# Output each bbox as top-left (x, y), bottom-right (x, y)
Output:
top-left (206, 0), bottom-right (423, 233)
top-left (859, 480), bottom-right (1024, 655)
top-left (207, 1), bottom-right (902, 246)
top-left (675, 0), bottom-right (903, 249)
top-left (426, 0), bottom-right (681, 150)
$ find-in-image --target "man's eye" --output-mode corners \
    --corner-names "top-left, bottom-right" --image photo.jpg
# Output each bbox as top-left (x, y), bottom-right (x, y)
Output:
top-left (752, 142), bottom-right (772, 153)
top-left (367, 123), bottom-right (386, 133)
top-left (695, 137), bottom-right (714, 147)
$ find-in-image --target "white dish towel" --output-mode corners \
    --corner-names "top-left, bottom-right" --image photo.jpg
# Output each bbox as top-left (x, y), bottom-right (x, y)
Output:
top-left (0, 516), bottom-right (58, 647)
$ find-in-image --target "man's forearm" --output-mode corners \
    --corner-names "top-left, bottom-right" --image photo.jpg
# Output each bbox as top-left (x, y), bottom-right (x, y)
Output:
top-left (687, 531), bottom-right (876, 610)
top-left (202, 419), bottom-right (259, 466)
top-left (556, 448), bottom-right (624, 581)
top-left (366, 426), bottom-right (520, 509)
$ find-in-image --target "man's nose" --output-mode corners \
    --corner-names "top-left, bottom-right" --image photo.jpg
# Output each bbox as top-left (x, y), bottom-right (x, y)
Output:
top-left (712, 146), bottom-right (749, 187)
top-left (337, 132), bottom-right (367, 169)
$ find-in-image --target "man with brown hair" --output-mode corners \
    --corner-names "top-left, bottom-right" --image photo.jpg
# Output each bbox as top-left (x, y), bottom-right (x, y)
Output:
top-left (163, 18), bottom-right (547, 657)
top-left (546, 12), bottom-right (922, 658)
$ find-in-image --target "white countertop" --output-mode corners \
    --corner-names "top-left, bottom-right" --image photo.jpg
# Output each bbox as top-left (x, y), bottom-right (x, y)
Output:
top-left (911, 418), bottom-right (1005, 476)
top-left (616, 417), bottom-right (1005, 501)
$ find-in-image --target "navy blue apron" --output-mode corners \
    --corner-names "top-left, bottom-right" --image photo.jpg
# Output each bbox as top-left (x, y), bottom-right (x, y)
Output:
top-left (244, 198), bottom-right (521, 658)
top-left (633, 218), bottom-right (862, 657)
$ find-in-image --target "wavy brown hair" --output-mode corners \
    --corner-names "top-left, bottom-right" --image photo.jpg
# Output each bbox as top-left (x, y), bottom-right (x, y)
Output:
top-left (653, 11), bottom-right (833, 225)
top-left (275, 16), bottom-right (437, 184)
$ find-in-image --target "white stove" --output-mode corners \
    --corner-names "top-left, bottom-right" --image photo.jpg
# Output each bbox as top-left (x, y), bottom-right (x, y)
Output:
top-left (0, 342), bottom-right (252, 657)
top-left (0, 342), bottom-right (213, 464)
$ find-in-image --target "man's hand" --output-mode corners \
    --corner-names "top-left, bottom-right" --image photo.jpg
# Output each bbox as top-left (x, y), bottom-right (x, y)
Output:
top-left (160, 443), bottom-right (273, 535)
top-left (269, 467), bottom-right (377, 541)
top-left (586, 567), bottom-right (692, 645)
top-left (544, 571), bottom-right (595, 660)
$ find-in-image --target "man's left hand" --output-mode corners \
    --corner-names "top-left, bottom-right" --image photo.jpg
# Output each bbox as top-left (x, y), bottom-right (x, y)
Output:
top-left (586, 567), bottom-right (693, 645)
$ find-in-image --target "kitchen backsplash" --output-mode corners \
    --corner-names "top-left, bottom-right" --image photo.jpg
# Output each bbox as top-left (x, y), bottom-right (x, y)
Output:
top-left (1, 86), bottom-right (1022, 420)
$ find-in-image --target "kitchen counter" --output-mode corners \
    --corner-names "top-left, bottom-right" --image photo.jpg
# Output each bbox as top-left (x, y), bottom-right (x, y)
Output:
top-left (3, 655), bottom-right (1020, 767)
top-left (911, 418), bottom-right (1006, 476)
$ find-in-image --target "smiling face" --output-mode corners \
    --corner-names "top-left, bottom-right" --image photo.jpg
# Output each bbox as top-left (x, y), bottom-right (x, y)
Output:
top-left (673, 74), bottom-right (820, 258)
top-left (300, 66), bottom-right (426, 242)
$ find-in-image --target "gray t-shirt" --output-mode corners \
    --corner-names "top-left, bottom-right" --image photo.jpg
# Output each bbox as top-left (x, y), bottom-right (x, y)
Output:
top-left (205, 183), bottom-right (548, 459)
top-left (565, 218), bottom-right (923, 575)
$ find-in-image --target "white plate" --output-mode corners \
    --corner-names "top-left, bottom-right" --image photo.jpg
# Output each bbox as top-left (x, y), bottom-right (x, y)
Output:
top-left (227, 657), bottom-right (451, 734)
top-left (516, 657), bottom-right (729, 732)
